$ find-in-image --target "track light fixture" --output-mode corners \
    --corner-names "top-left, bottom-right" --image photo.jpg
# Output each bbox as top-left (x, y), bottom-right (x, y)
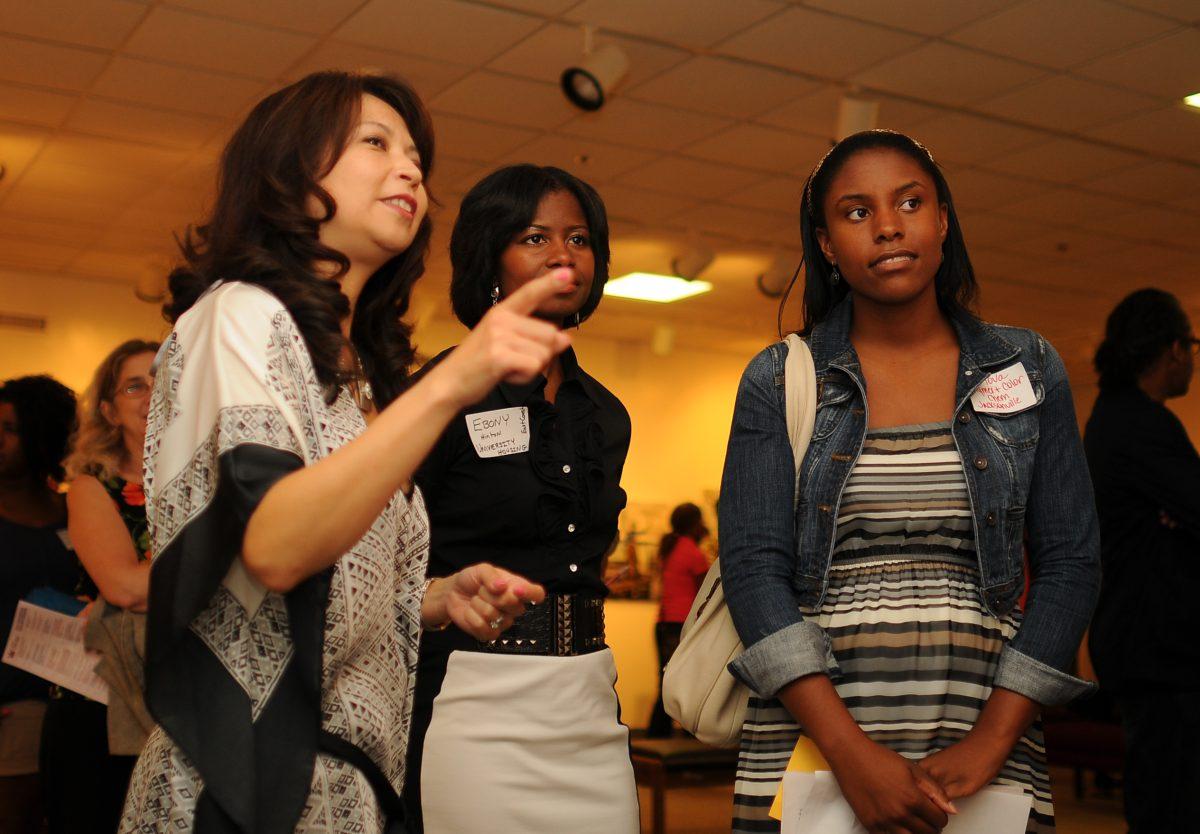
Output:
top-left (561, 26), bottom-right (629, 112)
top-left (756, 253), bottom-right (800, 298)
top-left (671, 239), bottom-right (714, 281)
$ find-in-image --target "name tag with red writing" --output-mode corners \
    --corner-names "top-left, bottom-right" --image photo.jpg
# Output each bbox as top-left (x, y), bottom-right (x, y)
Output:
top-left (970, 362), bottom-right (1037, 415)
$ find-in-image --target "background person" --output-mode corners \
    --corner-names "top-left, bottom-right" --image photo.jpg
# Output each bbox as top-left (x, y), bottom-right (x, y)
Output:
top-left (1085, 287), bottom-right (1200, 834)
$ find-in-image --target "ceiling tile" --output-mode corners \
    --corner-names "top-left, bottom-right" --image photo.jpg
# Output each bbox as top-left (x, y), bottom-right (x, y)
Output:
top-left (1003, 228), bottom-right (1133, 265)
top-left (908, 113), bottom-right (1044, 165)
top-left (1075, 28), bottom-right (1200, 98)
top-left (726, 176), bottom-right (805, 214)
top-left (124, 7), bottom-right (317, 80)
top-left (681, 123), bottom-right (830, 175)
top-left (949, 0), bottom-right (1177, 70)
top-left (595, 183), bottom-right (697, 225)
top-left (496, 134), bottom-right (658, 182)
top-left (92, 57), bottom-right (268, 119)
top-left (335, 0), bottom-right (541, 64)
top-left (954, 211), bottom-right (1046, 248)
top-left (851, 42), bottom-right (1046, 106)
top-left (166, 0), bottom-right (365, 35)
top-left (0, 237), bottom-right (84, 270)
top-left (0, 83), bottom-right (77, 128)
top-left (431, 71), bottom-right (577, 130)
top-left (976, 74), bottom-right (1160, 131)
top-left (670, 202), bottom-right (795, 245)
top-left (614, 156), bottom-right (763, 200)
top-left (755, 86), bottom-right (942, 142)
top-left (17, 159), bottom-right (160, 204)
top-left (68, 248), bottom-right (174, 280)
top-left (1105, 0), bottom-right (1199, 24)
top-left (565, 0), bottom-right (784, 50)
top-left (0, 212), bottom-right (106, 244)
top-left (1102, 206), bottom-right (1200, 245)
top-left (626, 57), bottom-right (817, 120)
top-left (36, 135), bottom-right (190, 179)
top-left (0, 185), bottom-right (132, 224)
top-left (983, 138), bottom-right (1145, 185)
top-left (0, 126), bottom-right (52, 202)
top-left (1075, 159), bottom-right (1200, 202)
top-left (1085, 105), bottom-right (1200, 163)
top-left (0, 35), bottom-right (110, 92)
top-left (66, 99), bottom-right (225, 150)
top-left (940, 165), bottom-right (1047, 210)
top-left (994, 186), bottom-right (1133, 227)
top-left (558, 98), bottom-right (733, 152)
top-left (431, 113), bottom-right (538, 164)
top-left (487, 23), bottom-right (687, 92)
top-left (1, 0), bottom-right (146, 50)
top-left (802, 0), bottom-right (1020, 36)
top-left (487, 0), bottom-right (580, 12)
top-left (717, 7), bottom-right (923, 78)
top-left (285, 43), bottom-right (470, 101)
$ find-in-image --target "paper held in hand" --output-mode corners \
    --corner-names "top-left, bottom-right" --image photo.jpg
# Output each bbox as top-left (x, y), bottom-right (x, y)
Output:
top-left (2, 600), bottom-right (109, 704)
top-left (781, 771), bottom-right (1032, 834)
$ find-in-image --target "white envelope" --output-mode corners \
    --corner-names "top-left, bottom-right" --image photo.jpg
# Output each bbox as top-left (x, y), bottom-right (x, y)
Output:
top-left (781, 771), bottom-right (1032, 834)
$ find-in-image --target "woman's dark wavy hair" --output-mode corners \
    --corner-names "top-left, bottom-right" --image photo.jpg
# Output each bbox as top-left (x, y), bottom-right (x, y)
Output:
top-left (164, 70), bottom-right (435, 407)
top-left (786, 129), bottom-right (978, 335)
top-left (0, 375), bottom-right (77, 485)
top-left (1094, 288), bottom-right (1190, 390)
top-left (658, 502), bottom-right (704, 561)
top-left (449, 165), bottom-right (610, 329)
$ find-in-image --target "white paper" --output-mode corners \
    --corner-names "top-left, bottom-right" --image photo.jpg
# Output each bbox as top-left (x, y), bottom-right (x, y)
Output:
top-left (781, 771), bottom-right (1032, 834)
top-left (465, 406), bottom-right (530, 459)
top-left (970, 362), bottom-right (1037, 415)
top-left (2, 601), bottom-right (108, 703)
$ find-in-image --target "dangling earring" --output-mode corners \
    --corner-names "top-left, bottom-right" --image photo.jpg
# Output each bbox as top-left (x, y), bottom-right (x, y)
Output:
top-left (830, 265), bottom-right (841, 284)
top-left (491, 284), bottom-right (500, 307)
top-left (573, 312), bottom-right (581, 328)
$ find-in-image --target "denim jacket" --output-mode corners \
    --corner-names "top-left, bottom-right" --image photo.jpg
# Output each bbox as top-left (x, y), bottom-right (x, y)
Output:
top-left (719, 297), bottom-right (1101, 707)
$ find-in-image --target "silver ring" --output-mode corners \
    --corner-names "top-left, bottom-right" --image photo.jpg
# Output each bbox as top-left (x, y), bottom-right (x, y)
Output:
top-left (488, 618), bottom-right (502, 630)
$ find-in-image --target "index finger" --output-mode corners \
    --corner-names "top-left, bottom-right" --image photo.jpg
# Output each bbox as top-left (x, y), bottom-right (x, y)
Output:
top-left (498, 269), bottom-right (575, 317)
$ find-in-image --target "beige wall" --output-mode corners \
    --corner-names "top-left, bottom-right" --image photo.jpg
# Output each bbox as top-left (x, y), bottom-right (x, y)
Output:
top-left (0, 268), bottom-right (169, 393)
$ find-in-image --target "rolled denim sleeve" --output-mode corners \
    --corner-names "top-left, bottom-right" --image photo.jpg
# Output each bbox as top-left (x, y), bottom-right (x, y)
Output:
top-left (999, 337), bottom-right (1100, 705)
top-left (719, 346), bottom-right (839, 698)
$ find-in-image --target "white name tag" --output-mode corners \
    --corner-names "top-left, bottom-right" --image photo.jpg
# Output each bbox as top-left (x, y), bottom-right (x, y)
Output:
top-left (465, 406), bottom-right (530, 458)
top-left (970, 362), bottom-right (1037, 415)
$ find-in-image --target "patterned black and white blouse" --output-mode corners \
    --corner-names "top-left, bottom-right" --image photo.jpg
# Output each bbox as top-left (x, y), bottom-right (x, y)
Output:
top-left (120, 281), bottom-right (429, 834)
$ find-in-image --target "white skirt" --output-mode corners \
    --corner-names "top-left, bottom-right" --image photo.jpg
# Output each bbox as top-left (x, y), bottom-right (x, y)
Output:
top-left (420, 648), bottom-right (639, 834)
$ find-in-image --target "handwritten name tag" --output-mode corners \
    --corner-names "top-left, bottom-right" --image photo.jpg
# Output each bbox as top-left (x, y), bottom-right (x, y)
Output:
top-left (465, 406), bottom-right (530, 458)
top-left (970, 362), bottom-right (1037, 415)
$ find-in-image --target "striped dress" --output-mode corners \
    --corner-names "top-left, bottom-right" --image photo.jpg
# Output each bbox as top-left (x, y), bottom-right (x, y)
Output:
top-left (732, 423), bottom-right (1053, 833)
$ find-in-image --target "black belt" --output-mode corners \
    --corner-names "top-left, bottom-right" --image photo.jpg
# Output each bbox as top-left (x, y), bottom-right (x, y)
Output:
top-left (474, 593), bottom-right (605, 657)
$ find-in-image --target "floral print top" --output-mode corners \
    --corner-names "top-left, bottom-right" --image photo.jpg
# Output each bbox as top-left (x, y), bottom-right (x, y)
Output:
top-left (101, 475), bottom-right (151, 561)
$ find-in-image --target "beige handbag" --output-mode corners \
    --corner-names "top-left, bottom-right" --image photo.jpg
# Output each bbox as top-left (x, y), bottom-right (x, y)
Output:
top-left (662, 334), bottom-right (817, 747)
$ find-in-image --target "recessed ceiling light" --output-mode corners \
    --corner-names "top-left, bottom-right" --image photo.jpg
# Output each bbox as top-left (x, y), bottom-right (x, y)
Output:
top-left (603, 272), bottom-right (713, 303)
top-left (1185, 92), bottom-right (1200, 109)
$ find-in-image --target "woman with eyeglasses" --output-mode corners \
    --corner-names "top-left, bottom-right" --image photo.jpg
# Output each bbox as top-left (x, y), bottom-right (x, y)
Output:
top-left (38, 340), bottom-right (159, 834)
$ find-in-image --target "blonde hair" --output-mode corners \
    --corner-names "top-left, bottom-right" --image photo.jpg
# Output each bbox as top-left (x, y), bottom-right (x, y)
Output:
top-left (65, 339), bottom-right (159, 482)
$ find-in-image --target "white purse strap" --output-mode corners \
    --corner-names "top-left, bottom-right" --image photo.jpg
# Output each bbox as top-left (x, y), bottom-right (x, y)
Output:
top-left (782, 333), bottom-right (818, 509)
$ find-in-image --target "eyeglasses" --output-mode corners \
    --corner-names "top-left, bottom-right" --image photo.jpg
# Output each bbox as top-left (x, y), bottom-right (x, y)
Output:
top-left (114, 380), bottom-right (151, 399)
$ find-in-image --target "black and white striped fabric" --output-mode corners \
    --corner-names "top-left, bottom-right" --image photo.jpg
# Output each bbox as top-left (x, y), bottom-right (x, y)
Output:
top-left (732, 423), bottom-right (1053, 833)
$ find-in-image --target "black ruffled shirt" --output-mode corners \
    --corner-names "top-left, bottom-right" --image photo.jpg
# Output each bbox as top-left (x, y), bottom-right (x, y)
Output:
top-left (415, 346), bottom-right (631, 597)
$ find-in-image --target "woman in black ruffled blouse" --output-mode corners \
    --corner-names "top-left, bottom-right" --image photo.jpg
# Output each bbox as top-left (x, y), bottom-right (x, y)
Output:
top-left (403, 165), bottom-right (638, 833)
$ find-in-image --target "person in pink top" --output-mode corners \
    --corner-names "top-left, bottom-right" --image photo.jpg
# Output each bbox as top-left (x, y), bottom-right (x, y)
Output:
top-left (647, 502), bottom-right (711, 737)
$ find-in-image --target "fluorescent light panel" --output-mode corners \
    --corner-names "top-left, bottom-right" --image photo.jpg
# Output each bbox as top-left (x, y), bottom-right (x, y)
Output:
top-left (604, 272), bottom-right (712, 303)
top-left (1185, 92), bottom-right (1200, 109)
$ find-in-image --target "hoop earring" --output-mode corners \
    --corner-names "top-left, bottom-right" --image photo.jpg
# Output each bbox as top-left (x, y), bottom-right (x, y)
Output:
top-left (491, 285), bottom-right (501, 307)
top-left (830, 265), bottom-right (841, 284)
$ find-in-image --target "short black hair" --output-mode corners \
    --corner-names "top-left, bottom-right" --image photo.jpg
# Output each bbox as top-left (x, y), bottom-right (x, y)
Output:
top-left (793, 129), bottom-right (979, 334)
top-left (449, 164), bottom-right (610, 328)
top-left (1094, 288), bottom-right (1191, 390)
top-left (0, 375), bottom-right (77, 484)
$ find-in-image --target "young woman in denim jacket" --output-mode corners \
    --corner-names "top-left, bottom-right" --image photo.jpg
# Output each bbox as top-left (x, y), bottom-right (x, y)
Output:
top-left (721, 130), bottom-right (1100, 834)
